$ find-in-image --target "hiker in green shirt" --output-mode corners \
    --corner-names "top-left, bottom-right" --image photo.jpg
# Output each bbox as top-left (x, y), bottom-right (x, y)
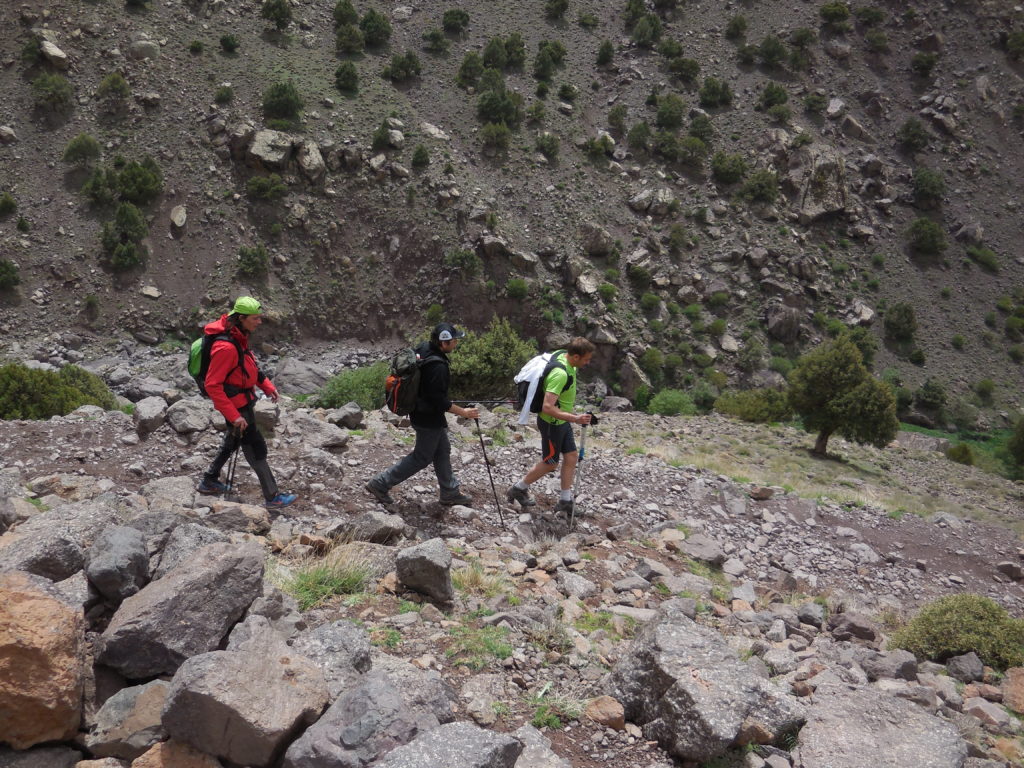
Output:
top-left (507, 337), bottom-right (596, 516)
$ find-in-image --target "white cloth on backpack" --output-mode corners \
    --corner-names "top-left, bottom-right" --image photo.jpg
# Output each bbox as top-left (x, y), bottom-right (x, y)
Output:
top-left (514, 351), bottom-right (557, 425)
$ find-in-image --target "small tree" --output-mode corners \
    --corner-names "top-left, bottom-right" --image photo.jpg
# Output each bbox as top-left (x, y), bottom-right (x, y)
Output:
top-left (97, 72), bottom-right (130, 104)
top-left (261, 0), bottom-right (291, 30)
top-left (117, 156), bottom-right (163, 205)
top-left (655, 93), bottom-right (686, 130)
top-left (897, 117), bottom-right (930, 152)
top-left (62, 133), bottom-right (101, 166)
top-left (632, 14), bottom-right (663, 49)
top-left (787, 335), bottom-right (898, 455)
top-left (710, 151), bottom-right (747, 183)
top-left (263, 81), bottom-right (303, 120)
top-left (422, 28), bottom-right (449, 54)
top-left (597, 39), bottom-right (614, 66)
top-left (220, 35), bottom-right (239, 53)
top-left (443, 9), bottom-right (470, 34)
top-left (336, 24), bottom-right (365, 54)
top-left (335, 62), bottom-right (358, 93)
top-left (333, 0), bottom-right (358, 28)
top-left (0, 259), bottom-right (20, 290)
top-left (238, 244), bottom-right (269, 279)
top-left (32, 72), bottom-right (74, 115)
top-left (740, 169), bottom-right (779, 203)
top-left (505, 33), bottom-right (527, 68)
top-left (411, 144), bottom-right (430, 168)
top-left (907, 217), bottom-right (946, 256)
top-left (884, 302), bottom-right (917, 341)
top-left (698, 76), bottom-right (732, 108)
top-left (360, 9), bottom-right (392, 47)
top-left (382, 51), bottom-right (421, 81)
top-left (912, 166), bottom-right (945, 207)
top-left (456, 51), bottom-right (483, 88)
top-left (757, 35), bottom-right (787, 68)
top-left (544, 0), bottom-right (568, 20)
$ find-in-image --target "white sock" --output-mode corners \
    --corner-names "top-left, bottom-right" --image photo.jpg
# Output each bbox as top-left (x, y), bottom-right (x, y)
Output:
top-left (560, 489), bottom-right (573, 501)
top-left (515, 481), bottom-right (529, 491)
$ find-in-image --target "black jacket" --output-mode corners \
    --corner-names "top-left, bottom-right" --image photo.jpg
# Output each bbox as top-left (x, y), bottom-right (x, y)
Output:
top-left (411, 340), bottom-right (452, 429)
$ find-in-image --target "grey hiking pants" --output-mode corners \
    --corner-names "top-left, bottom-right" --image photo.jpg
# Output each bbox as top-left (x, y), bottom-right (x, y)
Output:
top-left (373, 426), bottom-right (459, 496)
top-left (205, 404), bottom-right (279, 501)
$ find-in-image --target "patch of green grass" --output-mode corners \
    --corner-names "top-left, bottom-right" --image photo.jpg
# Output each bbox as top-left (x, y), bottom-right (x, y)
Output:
top-left (899, 422), bottom-right (1015, 478)
top-left (371, 627), bottom-right (402, 648)
top-left (270, 550), bottom-right (372, 611)
top-left (397, 599), bottom-right (421, 614)
top-left (446, 624), bottom-right (513, 670)
top-left (452, 559), bottom-right (510, 598)
top-left (26, 496), bottom-right (47, 510)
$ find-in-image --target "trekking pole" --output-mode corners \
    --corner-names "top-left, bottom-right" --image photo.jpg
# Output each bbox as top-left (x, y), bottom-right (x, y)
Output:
top-left (474, 417), bottom-right (506, 529)
top-left (224, 425), bottom-right (242, 502)
top-left (570, 412), bottom-right (599, 530)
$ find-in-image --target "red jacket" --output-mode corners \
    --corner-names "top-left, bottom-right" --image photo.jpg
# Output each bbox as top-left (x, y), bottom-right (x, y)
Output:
top-left (203, 315), bottom-right (277, 423)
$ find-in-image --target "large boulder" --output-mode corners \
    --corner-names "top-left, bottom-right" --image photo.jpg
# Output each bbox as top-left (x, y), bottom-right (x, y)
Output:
top-left (282, 671), bottom-right (419, 767)
top-left (133, 396), bottom-right (168, 435)
top-left (606, 602), bottom-right (804, 762)
top-left (798, 149), bottom-right (848, 224)
top-left (247, 130), bottom-right (295, 171)
top-left (374, 721), bottom-right (523, 768)
top-left (284, 412), bottom-right (349, 451)
top-left (129, 740), bottom-right (222, 768)
top-left (512, 724), bottom-right (571, 768)
top-left (396, 538), bottom-right (454, 604)
top-left (328, 509), bottom-right (405, 544)
top-left (0, 572), bottom-right (85, 748)
top-left (97, 542), bottom-right (264, 678)
top-left (84, 680), bottom-right (169, 759)
top-left (765, 304), bottom-right (803, 344)
top-left (165, 398), bottom-right (213, 434)
top-left (0, 499), bottom-right (128, 581)
top-left (273, 358), bottom-right (332, 394)
top-left (150, 523), bottom-right (227, 579)
top-left (0, 746), bottom-right (82, 767)
top-left (162, 647), bottom-right (328, 768)
top-left (291, 619), bottom-right (372, 701)
top-left (297, 140), bottom-right (326, 185)
top-left (371, 651), bottom-right (457, 729)
top-left (793, 681), bottom-right (967, 767)
top-left (86, 525), bottom-right (150, 604)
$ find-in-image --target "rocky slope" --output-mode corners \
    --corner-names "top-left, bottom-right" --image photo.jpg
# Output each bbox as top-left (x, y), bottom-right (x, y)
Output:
top-left (1, 0), bottom-right (1023, 417)
top-left (1, 381), bottom-right (1023, 767)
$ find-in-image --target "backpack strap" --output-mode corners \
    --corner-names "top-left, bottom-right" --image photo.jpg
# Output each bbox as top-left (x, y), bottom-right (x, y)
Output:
top-left (212, 333), bottom-right (250, 399)
top-left (540, 351), bottom-right (572, 394)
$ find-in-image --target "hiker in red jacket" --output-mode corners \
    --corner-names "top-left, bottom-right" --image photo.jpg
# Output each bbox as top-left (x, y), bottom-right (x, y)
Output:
top-left (198, 296), bottom-right (296, 509)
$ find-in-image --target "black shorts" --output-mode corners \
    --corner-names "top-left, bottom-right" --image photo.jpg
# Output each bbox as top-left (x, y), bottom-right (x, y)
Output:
top-left (538, 417), bottom-right (576, 465)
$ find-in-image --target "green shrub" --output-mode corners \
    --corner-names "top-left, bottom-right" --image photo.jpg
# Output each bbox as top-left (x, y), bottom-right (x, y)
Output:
top-left (477, 86), bottom-right (523, 126)
top-left (597, 283), bottom-right (617, 303)
top-left (422, 27), bottom-right (449, 54)
top-left (648, 389), bottom-right (697, 416)
top-left (319, 360), bottom-right (388, 410)
top-left (535, 133), bottom-right (559, 160)
top-left (262, 81), bottom-right (303, 120)
top-left (456, 51), bottom-right (483, 88)
top-left (238, 244), bottom-right (269, 279)
top-left (758, 82), bottom-right (789, 110)
top-left (557, 83), bottom-right (577, 102)
top-left (16, 217), bottom-right (29, 233)
top-left (725, 15), bottom-right (747, 40)
top-left (767, 104), bottom-right (791, 123)
top-left (710, 152), bottom-right (747, 183)
top-left (632, 14), bottom-right (663, 49)
top-left (804, 92), bottom-right (827, 113)
top-left (63, 133), bottom-right (101, 166)
top-left (443, 8), bottom-right (470, 34)
top-left (897, 118), bottom-right (930, 152)
top-left (699, 77), bottom-right (732, 108)
top-left (447, 316), bottom-right (536, 400)
top-left (382, 50), bottom-right (421, 81)
top-left (1009, 417), bottom-right (1024, 467)
top-left (946, 443), bottom-right (974, 465)
top-left (332, 61), bottom-right (357, 94)
top-left (911, 51), bottom-right (939, 78)
top-left (334, 0), bottom-right (358, 27)
top-left (790, 27), bottom-right (816, 50)
top-left (411, 144), bottom-right (430, 168)
top-left (854, 6), bottom-right (885, 25)
top-left (0, 259), bottom-right (20, 290)
top-left (100, 201), bottom-right (148, 255)
top-left (597, 40), bottom-right (614, 66)
top-left (966, 245), bottom-right (999, 273)
top-left (21, 36), bottom-right (42, 66)
top-left (220, 34), bottom-right (239, 53)
top-left (740, 169), bottom-right (778, 203)
top-left (480, 122), bottom-right (512, 151)
top-left (32, 72), bottom-right (74, 114)
top-left (214, 85), bottom-right (233, 104)
top-left (627, 122), bottom-right (651, 151)
top-left (906, 218), bottom-right (946, 256)
top-left (640, 292), bottom-right (661, 312)
top-left (505, 278), bottom-right (528, 299)
top-left (117, 157), bottom-right (162, 205)
top-left (0, 193), bottom-right (16, 217)
top-left (912, 166), bottom-right (945, 206)
top-left (891, 594), bottom-right (1024, 670)
top-left (819, 2), bottom-right (851, 32)
top-left (97, 72), bottom-right (130, 104)
top-left (371, 121), bottom-right (390, 151)
top-left (0, 363), bottom-right (118, 420)
top-left (1008, 30), bottom-right (1024, 60)
top-left (260, 0), bottom-right (292, 29)
top-left (443, 248), bottom-right (482, 276)
top-left (655, 93), bottom-right (686, 130)
top-left (884, 302), bottom-right (917, 342)
top-left (668, 56), bottom-right (700, 83)
top-left (715, 388), bottom-right (792, 422)
top-left (578, 10), bottom-right (599, 28)
top-left (246, 174), bottom-right (287, 200)
top-left (757, 35), bottom-right (787, 68)
top-left (360, 9), bottom-right (392, 47)
top-left (865, 29), bottom-right (888, 52)
top-left (482, 37), bottom-right (508, 70)
top-left (336, 23), bottom-right (365, 54)
top-left (544, 0), bottom-right (568, 20)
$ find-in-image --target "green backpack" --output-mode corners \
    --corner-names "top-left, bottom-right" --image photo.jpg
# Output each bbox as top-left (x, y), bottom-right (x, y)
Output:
top-left (188, 333), bottom-right (244, 398)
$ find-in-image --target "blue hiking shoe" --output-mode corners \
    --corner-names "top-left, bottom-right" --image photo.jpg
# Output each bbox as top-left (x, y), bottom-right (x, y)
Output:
top-left (266, 492), bottom-right (298, 509)
top-left (198, 478), bottom-right (231, 495)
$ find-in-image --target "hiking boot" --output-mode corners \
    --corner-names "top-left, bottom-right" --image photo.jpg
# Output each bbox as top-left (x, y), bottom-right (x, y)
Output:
top-left (364, 481), bottom-right (395, 505)
top-left (505, 484), bottom-right (536, 508)
top-left (198, 478), bottom-right (231, 495)
top-left (266, 492), bottom-right (297, 509)
top-left (554, 498), bottom-right (574, 516)
top-left (439, 491), bottom-right (473, 507)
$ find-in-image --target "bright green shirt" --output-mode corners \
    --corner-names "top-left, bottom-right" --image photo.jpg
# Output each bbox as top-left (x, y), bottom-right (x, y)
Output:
top-left (538, 352), bottom-right (577, 425)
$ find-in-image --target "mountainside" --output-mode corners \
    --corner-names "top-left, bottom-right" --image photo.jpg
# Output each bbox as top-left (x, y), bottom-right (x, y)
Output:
top-left (1, 0), bottom-right (1024, 413)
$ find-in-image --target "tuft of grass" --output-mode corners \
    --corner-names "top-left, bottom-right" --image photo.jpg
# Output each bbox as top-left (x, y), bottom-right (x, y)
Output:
top-left (445, 624), bottom-right (513, 670)
top-left (269, 548), bottom-right (372, 611)
top-left (451, 559), bottom-right (510, 598)
top-left (371, 627), bottom-right (402, 648)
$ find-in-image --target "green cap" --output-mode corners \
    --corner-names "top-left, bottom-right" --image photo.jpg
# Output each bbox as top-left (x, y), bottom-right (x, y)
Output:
top-left (231, 296), bottom-right (262, 315)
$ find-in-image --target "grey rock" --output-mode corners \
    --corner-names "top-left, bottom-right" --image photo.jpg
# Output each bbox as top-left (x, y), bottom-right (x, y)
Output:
top-left (165, 398), bottom-right (213, 434)
top-left (246, 584), bottom-right (306, 640)
top-left (151, 523), bottom-right (228, 578)
top-left (856, 649), bottom-right (918, 681)
top-left (281, 671), bottom-right (419, 768)
top-left (327, 510), bottom-right (405, 545)
top-left (580, 222), bottom-right (614, 257)
top-left (162, 647), bottom-right (328, 768)
top-left (371, 651), bottom-right (457, 729)
top-left (84, 680), bottom-right (169, 759)
top-left (828, 612), bottom-right (879, 642)
top-left (765, 305), bottom-right (803, 344)
top-left (128, 39), bottom-right (159, 59)
top-left (657, 572), bottom-right (715, 598)
top-left (614, 575), bottom-right (652, 593)
top-left (292, 620), bottom-right (372, 701)
top-left (86, 525), bottom-right (150, 604)
top-left (286, 411), bottom-right (349, 451)
top-left (0, 746), bottom-right (82, 768)
top-left (796, 602), bottom-right (825, 628)
top-left (124, 376), bottom-right (171, 402)
top-left (798, 150), bottom-right (847, 225)
top-left (98, 542), bottom-right (264, 678)
top-left (557, 570), bottom-right (598, 599)
top-left (673, 533), bottom-right (725, 566)
top-left (327, 402), bottom-right (364, 429)
top-left (133, 396), bottom-right (168, 435)
top-left (794, 682), bottom-right (967, 768)
top-left (248, 129), bottom-right (294, 170)
top-left (274, 358), bottom-right (332, 394)
top-left (512, 724), bottom-right (571, 768)
top-left (607, 604), bottom-right (804, 762)
top-left (946, 652), bottom-right (984, 683)
top-left (762, 647), bottom-right (799, 675)
top-left (374, 721), bottom-right (523, 768)
top-left (297, 140), bottom-right (326, 185)
top-left (396, 537), bottom-right (454, 603)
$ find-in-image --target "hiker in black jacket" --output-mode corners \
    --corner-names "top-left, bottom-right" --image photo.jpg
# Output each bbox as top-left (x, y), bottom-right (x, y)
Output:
top-left (365, 323), bottom-right (479, 507)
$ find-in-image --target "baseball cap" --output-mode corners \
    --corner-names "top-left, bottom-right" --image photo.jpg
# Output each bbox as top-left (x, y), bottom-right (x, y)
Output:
top-left (231, 296), bottom-right (262, 315)
top-left (433, 322), bottom-right (466, 342)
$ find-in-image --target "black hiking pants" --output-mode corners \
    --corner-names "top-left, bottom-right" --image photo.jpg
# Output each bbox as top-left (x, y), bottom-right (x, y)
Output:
top-left (204, 403), bottom-right (279, 501)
